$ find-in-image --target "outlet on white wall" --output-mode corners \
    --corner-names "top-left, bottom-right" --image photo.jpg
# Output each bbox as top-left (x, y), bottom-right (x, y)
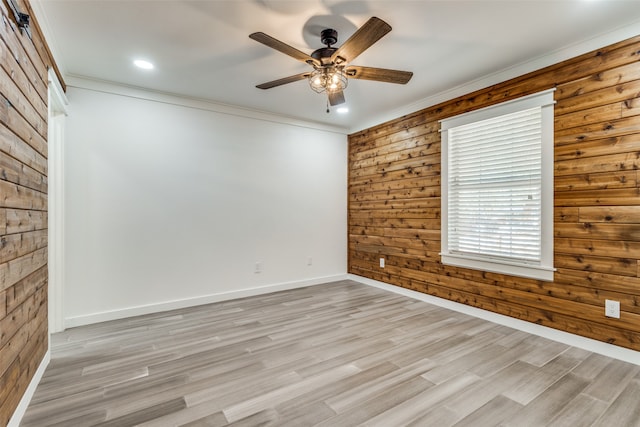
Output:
top-left (605, 299), bottom-right (620, 318)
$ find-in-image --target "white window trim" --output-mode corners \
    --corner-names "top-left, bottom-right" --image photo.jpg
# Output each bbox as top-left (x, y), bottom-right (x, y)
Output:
top-left (440, 89), bottom-right (556, 281)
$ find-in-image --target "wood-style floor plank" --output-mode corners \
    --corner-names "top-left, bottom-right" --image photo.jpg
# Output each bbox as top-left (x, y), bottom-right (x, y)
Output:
top-left (20, 280), bottom-right (640, 426)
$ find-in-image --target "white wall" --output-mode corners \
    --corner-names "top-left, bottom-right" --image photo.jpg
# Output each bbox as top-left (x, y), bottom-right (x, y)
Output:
top-left (64, 82), bottom-right (348, 325)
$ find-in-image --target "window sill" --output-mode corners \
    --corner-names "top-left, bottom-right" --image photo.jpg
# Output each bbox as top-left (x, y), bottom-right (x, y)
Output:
top-left (441, 253), bottom-right (554, 281)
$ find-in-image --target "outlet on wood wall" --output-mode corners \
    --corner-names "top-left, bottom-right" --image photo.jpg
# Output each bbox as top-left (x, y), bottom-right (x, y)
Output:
top-left (348, 35), bottom-right (640, 352)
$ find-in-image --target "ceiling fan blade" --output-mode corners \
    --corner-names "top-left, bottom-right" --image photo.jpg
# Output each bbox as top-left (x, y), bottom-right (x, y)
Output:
top-left (256, 72), bottom-right (311, 89)
top-left (331, 17), bottom-right (392, 64)
top-left (328, 90), bottom-right (346, 106)
top-left (345, 66), bottom-right (413, 84)
top-left (250, 32), bottom-right (321, 67)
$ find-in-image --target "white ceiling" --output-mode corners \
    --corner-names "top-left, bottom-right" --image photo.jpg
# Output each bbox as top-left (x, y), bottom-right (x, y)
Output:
top-left (33, 0), bottom-right (640, 132)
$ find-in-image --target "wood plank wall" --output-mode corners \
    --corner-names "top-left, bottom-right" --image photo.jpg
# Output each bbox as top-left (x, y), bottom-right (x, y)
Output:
top-left (0, 0), bottom-right (59, 424)
top-left (348, 35), bottom-right (640, 352)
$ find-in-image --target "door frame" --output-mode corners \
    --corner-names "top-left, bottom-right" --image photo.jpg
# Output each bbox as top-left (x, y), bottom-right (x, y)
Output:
top-left (48, 68), bottom-right (68, 334)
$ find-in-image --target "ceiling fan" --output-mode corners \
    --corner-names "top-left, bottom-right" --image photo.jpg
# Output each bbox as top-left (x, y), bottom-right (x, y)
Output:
top-left (249, 17), bottom-right (413, 108)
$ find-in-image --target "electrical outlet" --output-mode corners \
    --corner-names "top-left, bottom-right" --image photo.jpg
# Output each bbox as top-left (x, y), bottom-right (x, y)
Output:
top-left (307, 257), bottom-right (313, 266)
top-left (380, 258), bottom-right (385, 268)
top-left (605, 299), bottom-right (620, 318)
top-left (255, 261), bottom-right (262, 274)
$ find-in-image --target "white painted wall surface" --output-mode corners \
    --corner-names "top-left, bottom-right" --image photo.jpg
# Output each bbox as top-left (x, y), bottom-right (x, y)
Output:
top-left (64, 83), bottom-right (347, 325)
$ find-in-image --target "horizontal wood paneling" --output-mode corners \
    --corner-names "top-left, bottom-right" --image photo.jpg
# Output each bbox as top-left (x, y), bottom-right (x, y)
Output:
top-left (0, 229), bottom-right (48, 264)
top-left (0, 151), bottom-right (47, 192)
top-left (555, 135), bottom-right (639, 162)
top-left (0, 208), bottom-right (47, 235)
top-left (349, 34), bottom-right (640, 352)
top-left (0, 0), bottom-right (60, 424)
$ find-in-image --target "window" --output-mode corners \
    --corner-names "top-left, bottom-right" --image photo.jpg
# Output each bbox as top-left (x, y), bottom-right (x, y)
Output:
top-left (440, 89), bottom-right (555, 281)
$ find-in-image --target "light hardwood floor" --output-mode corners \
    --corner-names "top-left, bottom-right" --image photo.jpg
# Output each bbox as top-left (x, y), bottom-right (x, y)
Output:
top-left (21, 280), bottom-right (640, 426)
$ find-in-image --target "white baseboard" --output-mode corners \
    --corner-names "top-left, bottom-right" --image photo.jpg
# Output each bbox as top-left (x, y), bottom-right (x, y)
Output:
top-left (65, 274), bottom-right (349, 328)
top-left (62, 272), bottom-right (640, 364)
top-left (7, 349), bottom-right (50, 427)
top-left (349, 274), bottom-right (640, 366)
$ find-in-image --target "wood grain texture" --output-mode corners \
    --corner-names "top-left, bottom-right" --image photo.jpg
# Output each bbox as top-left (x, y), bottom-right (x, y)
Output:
top-left (348, 34), bottom-right (640, 352)
top-left (20, 281), bottom-right (640, 426)
top-left (0, 0), bottom-right (57, 424)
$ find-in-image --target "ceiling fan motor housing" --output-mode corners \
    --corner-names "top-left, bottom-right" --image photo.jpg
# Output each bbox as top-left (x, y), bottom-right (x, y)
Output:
top-left (311, 47), bottom-right (337, 62)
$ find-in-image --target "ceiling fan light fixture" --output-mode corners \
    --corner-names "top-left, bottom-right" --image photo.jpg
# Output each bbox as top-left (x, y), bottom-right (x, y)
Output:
top-left (308, 67), bottom-right (347, 94)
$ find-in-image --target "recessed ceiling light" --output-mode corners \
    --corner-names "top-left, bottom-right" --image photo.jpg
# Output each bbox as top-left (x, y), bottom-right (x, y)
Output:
top-left (134, 59), bottom-right (154, 70)
top-left (337, 107), bottom-right (349, 114)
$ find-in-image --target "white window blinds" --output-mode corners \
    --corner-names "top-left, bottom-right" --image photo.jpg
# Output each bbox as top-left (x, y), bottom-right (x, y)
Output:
top-left (440, 89), bottom-right (555, 281)
top-left (447, 107), bottom-right (542, 263)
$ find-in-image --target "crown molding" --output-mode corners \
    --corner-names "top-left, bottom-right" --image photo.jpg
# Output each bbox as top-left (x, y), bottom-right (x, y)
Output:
top-left (349, 20), bottom-right (640, 133)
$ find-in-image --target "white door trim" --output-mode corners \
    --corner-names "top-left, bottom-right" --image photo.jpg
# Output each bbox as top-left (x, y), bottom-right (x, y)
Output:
top-left (48, 68), bottom-right (68, 334)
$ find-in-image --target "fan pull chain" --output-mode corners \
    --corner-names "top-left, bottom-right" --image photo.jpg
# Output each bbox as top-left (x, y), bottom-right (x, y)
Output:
top-left (326, 98), bottom-right (330, 114)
